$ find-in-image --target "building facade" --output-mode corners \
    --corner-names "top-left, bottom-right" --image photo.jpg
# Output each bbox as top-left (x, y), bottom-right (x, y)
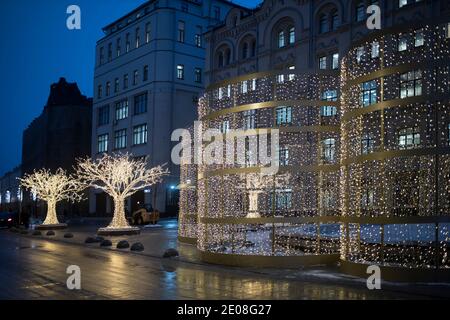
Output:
top-left (22, 77), bottom-right (92, 217)
top-left (178, 0), bottom-right (450, 279)
top-left (90, 0), bottom-right (243, 216)
top-left (0, 166), bottom-right (22, 213)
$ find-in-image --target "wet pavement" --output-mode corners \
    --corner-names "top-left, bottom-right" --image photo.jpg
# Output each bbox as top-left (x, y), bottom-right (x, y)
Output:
top-left (0, 219), bottom-right (449, 300)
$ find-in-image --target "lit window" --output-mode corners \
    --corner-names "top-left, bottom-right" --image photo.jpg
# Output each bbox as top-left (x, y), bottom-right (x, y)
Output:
top-left (243, 110), bottom-right (257, 130)
top-left (398, 127), bottom-right (420, 149)
top-left (322, 138), bottom-right (336, 162)
top-left (194, 68), bottom-right (202, 83)
top-left (275, 190), bottom-right (292, 210)
top-left (126, 33), bottom-right (130, 52)
top-left (133, 70), bottom-right (139, 85)
top-left (414, 29), bottom-right (424, 47)
top-left (332, 53), bottom-right (339, 70)
top-left (398, 35), bottom-right (408, 52)
top-left (97, 134), bottom-right (109, 153)
top-left (115, 99), bottom-right (129, 120)
top-left (321, 90), bottom-right (338, 116)
top-left (447, 23), bottom-right (450, 39)
top-left (371, 41), bottom-right (380, 58)
top-left (114, 129), bottom-right (127, 149)
top-left (242, 80), bottom-right (248, 94)
top-left (123, 74), bottom-right (129, 89)
top-left (400, 70), bottom-right (422, 98)
top-left (319, 14), bottom-right (328, 34)
top-left (276, 106), bottom-right (292, 126)
top-left (279, 148), bottom-right (289, 166)
top-left (133, 124), bottom-right (148, 145)
top-left (195, 31), bottom-right (202, 47)
top-left (288, 66), bottom-right (295, 81)
top-left (134, 93), bottom-right (147, 115)
top-left (331, 11), bottom-right (339, 31)
top-left (114, 78), bottom-right (119, 93)
top-left (361, 188), bottom-right (375, 207)
top-left (220, 120), bottom-right (230, 134)
top-left (399, 0), bottom-right (408, 8)
top-left (361, 80), bottom-right (377, 106)
top-left (278, 30), bottom-right (285, 48)
top-left (356, 2), bottom-right (365, 22)
top-left (319, 56), bottom-right (327, 70)
top-left (145, 23), bottom-right (151, 43)
top-left (106, 82), bottom-right (110, 96)
top-left (97, 85), bottom-right (102, 99)
top-left (143, 65), bottom-right (149, 81)
top-left (361, 133), bottom-right (375, 154)
top-left (116, 38), bottom-right (121, 57)
top-left (289, 27), bottom-right (295, 44)
top-left (177, 64), bottom-right (184, 79)
top-left (135, 27), bottom-right (140, 48)
top-left (356, 47), bottom-right (365, 63)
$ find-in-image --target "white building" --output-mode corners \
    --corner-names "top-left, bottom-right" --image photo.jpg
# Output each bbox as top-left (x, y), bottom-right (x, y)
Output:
top-left (90, 0), bottom-right (245, 216)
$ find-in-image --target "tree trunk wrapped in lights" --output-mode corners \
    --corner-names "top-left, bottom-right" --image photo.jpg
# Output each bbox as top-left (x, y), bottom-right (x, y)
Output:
top-left (19, 168), bottom-right (83, 230)
top-left (76, 153), bottom-right (169, 235)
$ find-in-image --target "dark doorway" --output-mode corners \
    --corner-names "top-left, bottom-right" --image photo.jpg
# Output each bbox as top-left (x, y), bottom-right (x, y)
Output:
top-left (96, 192), bottom-right (107, 216)
top-left (131, 190), bottom-right (145, 213)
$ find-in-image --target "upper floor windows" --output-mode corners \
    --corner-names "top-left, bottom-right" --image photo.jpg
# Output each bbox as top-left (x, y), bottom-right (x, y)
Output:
top-left (133, 70), bottom-right (139, 85)
top-left (278, 31), bottom-right (286, 48)
top-left (135, 27), bottom-right (140, 48)
top-left (98, 105), bottom-right (110, 126)
top-left (114, 78), bottom-right (119, 93)
top-left (145, 23), bottom-right (151, 43)
top-left (319, 14), bottom-right (329, 34)
top-left (276, 106), bottom-right (292, 126)
top-left (355, 1), bottom-right (366, 22)
top-left (107, 43), bottom-right (112, 62)
top-left (273, 18), bottom-right (295, 49)
top-left (99, 47), bottom-right (104, 65)
top-left (195, 26), bottom-right (202, 47)
top-left (97, 85), bottom-right (103, 99)
top-left (243, 110), bottom-right (257, 130)
top-left (178, 21), bottom-right (185, 43)
top-left (332, 53), bottom-right (339, 70)
top-left (134, 93), bottom-right (147, 115)
top-left (123, 74), bottom-right (129, 89)
top-left (321, 90), bottom-right (338, 117)
top-left (361, 80), bottom-right (378, 106)
top-left (126, 33), bottom-right (130, 53)
top-left (143, 65), bottom-right (149, 82)
top-left (133, 124), bottom-right (148, 146)
top-left (194, 68), bottom-right (202, 83)
top-left (213, 6), bottom-right (220, 20)
top-left (400, 70), bottom-right (422, 98)
top-left (116, 38), bottom-right (121, 57)
top-left (318, 5), bottom-right (340, 34)
top-left (361, 133), bottom-right (375, 154)
top-left (321, 138), bottom-right (336, 162)
top-left (398, 127), bottom-right (420, 149)
top-left (241, 79), bottom-right (256, 94)
top-left (319, 56), bottom-right (327, 70)
top-left (177, 64), bottom-right (184, 80)
top-left (97, 134), bottom-right (109, 153)
top-left (399, 0), bottom-right (422, 9)
top-left (114, 129), bottom-right (127, 150)
top-left (115, 99), bottom-right (129, 121)
top-left (216, 45), bottom-right (232, 68)
top-left (371, 41), bottom-right (380, 58)
top-left (240, 35), bottom-right (256, 60)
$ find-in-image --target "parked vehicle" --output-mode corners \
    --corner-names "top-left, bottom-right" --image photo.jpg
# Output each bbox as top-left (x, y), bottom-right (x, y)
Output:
top-left (132, 205), bottom-right (160, 225)
top-left (0, 212), bottom-right (16, 228)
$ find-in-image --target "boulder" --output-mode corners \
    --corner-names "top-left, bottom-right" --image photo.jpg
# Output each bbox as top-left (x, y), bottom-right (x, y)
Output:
top-left (85, 237), bottom-right (97, 244)
top-left (116, 240), bottom-right (130, 249)
top-left (100, 239), bottom-right (112, 247)
top-left (130, 242), bottom-right (144, 252)
top-left (64, 233), bottom-right (74, 238)
top-left (163, 248), bottom-right (179, 258)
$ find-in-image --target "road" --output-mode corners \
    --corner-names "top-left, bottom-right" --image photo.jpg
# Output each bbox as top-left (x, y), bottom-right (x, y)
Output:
top-left (0, 229), bottom-right (448, 300)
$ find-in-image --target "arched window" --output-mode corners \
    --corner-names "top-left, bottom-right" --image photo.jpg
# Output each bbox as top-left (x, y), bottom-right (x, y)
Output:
top-left (251, 41), bottom-right (256, 57)
top-left (225, 48), bottom-right (231, 65)
top-left (242, 42), bottom-right (248, 59)
top-left (289, 27), bottom-right (295, 44)
top-left (356, 1), bottom-right (366, 22)
top-left (278, 30), bottom-right (285, 48)
top-left (319, 14), bottom-right (329, 34)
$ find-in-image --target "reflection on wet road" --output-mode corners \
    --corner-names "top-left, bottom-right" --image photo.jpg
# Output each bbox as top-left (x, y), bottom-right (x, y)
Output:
top-left (0, 231), bottom-right (445, 300)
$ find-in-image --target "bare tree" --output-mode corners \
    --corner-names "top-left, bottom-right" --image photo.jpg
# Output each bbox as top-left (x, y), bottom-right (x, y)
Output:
top-left (19, 168), bottom-right (83, 226)
top-left (76, 154), bottom-right (169, 230)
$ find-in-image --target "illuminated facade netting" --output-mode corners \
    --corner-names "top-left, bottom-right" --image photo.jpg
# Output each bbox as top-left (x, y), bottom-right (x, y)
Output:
top-left (340, 23), bottom-right (450, 275)
top-left (197, 71), bottom-right (342, 267)
top-left (178, 127), bottom-right (199, 244)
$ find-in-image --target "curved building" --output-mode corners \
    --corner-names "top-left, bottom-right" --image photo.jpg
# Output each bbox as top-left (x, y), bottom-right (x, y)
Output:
top-left (339, 22), bottom-right (450, 281)
top-left (197, 70), bottom-right (341, 267)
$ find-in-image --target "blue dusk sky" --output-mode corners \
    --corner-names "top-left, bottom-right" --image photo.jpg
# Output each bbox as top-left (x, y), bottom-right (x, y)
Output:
top-left (0, 0), bottom-right (261, 176)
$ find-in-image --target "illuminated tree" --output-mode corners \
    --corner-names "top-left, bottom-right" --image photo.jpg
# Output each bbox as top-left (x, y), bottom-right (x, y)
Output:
top-left (76, 154), bottom-right (168, 233)
top-left (19, 168), bottom-right (83, 227)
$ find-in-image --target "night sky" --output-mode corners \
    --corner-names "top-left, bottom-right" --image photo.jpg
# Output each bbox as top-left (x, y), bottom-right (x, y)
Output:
top-left (0, 0), bottom-right (261, 176)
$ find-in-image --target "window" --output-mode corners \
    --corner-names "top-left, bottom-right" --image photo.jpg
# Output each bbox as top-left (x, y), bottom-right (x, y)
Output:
top-left (275, 190), bottom-right (292, 210)
top-left (361, 80), bottom-right (377, 106)
top-left (414, 29), bottom-right (424, 47)
top-left (115, 99), bottom-right (128, 120)
top-left (279, 148), bottom-right (289, 166)
top-left (143, 65), bottom-right (149, 81)
top-left (398, 35), bottom-right (408, 52)
top-left (116, 38), bottom-right (121, 57)
top-left (220, 120), bottom-right (230, 134)
top-left (133, 124), bottom-right (148, 145)
top-left (289, 27), bottom-right (295, 44)
top-left (178, 21), bottom-right (185, 43)
top-left (319, 56), bottom-right (327, 70)
top-left (218, 52), bottom-right (224, 68)
top-left (123, 74), bottom-right (129, 89)
top-left (322, 138), bottom-right (336, 162)
top-left (177, 64), bottom-right (184, 79)
top-left (361, 188), bottom-right (375, 207)
top-left (356, 47), bottom-right (365, 63)
top-left (108, 43), bottom-right (112, 62)
top-left (106, 82), bottom-right (110, 96)
top-left (287, 66), bottom-right (295, 81)
top-left (126, 33), bottom-right (130, 53)
top-left (276, 106), bottom-right (292, 126)
top-left (400, 70), bottom-right (422, 98)
top-left (241, 79), bottom-right (256, 93)
top-left (398, 127), bottom-right (420, 149)
top-left (135, 27), bottom-right (140, 48)
top-left (97, 85), bottom-right (102, 99)
top-left (356, 2), bottom-right (366, 22)
top-left (243, 110), bottom-right (257, 130)
top-left (195, 26), bottom-right (202, 47)
top-left (194, 68), bottom-right (202, 83)
top-left (447, 123), bottom-right (450, 145)
top-left (332, 53), bottom-right (339, 70)
top-left (447, 23), bottom-right (450, 39)
top-left (321, 90), bottom-right (338, 116)
top-left (371, 41), bottom-right (380, 58)
top-left (98, 105), bottom-right (109, 126)
top-left (319, 14), bottom-right (328, 34)
top-left (213, 6), bottom-right (220, 20)
top-left (278, 31), bottom-right (285, 48)
top-left (97, 134), bottom-right (108, 153)
top-left (145, 23), bottom-right (151, 43)
top-left (331, 11), bottom-right (339, 31)
top-left (251, 41), bottom-right (256, 57)
top-left (114, 78), bottom-right (119, 93)
top-left (114, 129), bottom-right (127, 150)
top-left (134, 93), bottom-right (147, 115)
top-left (242, 43), bottom-right (248, 59)
top-left (361, 133), bottom-right (375, 154)
top-left (99, 47), bottom-right (104, 65)
top-left (133, 70), bottom-right (139, 85)
top-left (399, 0), bottom-right (408, 8)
